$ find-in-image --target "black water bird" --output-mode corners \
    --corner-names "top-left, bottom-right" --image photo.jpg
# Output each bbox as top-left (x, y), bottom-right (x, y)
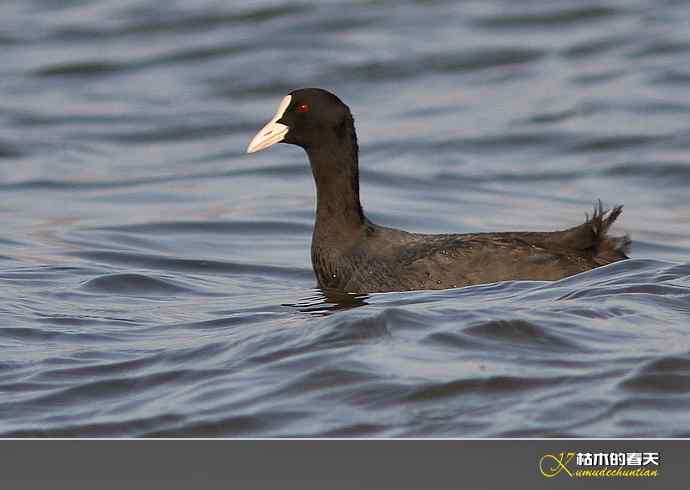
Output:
top-left (247, 88), bottom-right (630, 293)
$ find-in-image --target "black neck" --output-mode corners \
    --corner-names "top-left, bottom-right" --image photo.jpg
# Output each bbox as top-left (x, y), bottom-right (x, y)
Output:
top-left (306, 123), bottom-right (365, 237)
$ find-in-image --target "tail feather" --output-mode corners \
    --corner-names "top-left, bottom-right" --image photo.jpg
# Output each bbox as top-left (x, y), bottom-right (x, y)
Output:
top-left (587, 200), bottom-right (630, 265)
top-left (555, 200), bottom-right (630, 265)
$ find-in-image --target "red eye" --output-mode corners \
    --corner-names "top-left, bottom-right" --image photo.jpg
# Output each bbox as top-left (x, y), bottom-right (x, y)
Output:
top-left (296, 103), bottom-right (310, 113)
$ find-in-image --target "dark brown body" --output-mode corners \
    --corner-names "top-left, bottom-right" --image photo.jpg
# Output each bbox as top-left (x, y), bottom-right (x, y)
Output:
top-left (312, 205), bottom-right (629, 293)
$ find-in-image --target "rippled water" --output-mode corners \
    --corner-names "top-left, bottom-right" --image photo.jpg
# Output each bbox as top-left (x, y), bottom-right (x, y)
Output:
top-left (2, 0), bottom-right (690, 436)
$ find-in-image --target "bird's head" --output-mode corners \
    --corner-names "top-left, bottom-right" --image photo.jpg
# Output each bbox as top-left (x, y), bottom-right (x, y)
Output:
top-left (247, 88), bottom-right (353, 154)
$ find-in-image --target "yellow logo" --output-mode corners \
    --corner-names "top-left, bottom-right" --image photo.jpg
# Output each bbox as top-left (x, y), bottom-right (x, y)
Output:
top-left (538, 451), bottom-right (660, 479)
top-left (539, 452), bottom-right (575, 478)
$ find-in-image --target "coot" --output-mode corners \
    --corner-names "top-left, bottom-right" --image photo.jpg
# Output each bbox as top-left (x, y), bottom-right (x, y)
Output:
top-left (247, 88), bottom-right (630, 293)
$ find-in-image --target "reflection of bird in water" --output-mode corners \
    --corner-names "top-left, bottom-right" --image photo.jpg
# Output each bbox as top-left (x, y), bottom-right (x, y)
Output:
top-left (286, 289), bottom-right (369, 316)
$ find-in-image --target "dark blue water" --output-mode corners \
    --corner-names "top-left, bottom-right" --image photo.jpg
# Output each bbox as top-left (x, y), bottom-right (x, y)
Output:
top-left (2, 0), bottom-right (690, 436)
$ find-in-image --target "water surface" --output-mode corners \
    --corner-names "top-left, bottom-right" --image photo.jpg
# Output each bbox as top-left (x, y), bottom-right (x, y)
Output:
top-left (2, 0), bottom-right (690, 436)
